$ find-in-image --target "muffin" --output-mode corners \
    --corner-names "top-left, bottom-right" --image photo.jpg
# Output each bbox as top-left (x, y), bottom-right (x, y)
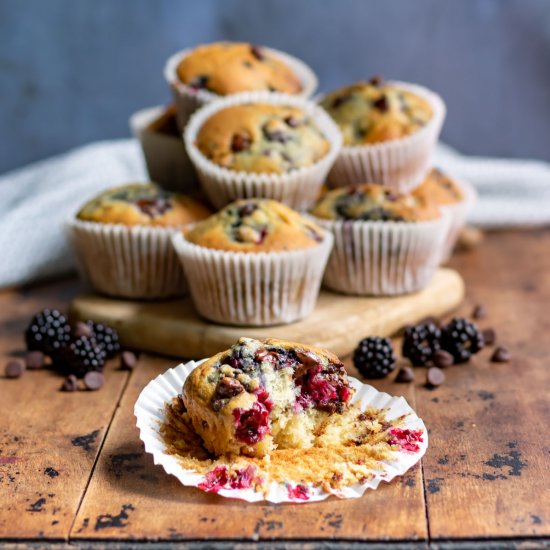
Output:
top-left (171, 199), bottom-right (333, 325)
top-left (130, 104), bottom-right (199, 194)
top-left (184, 92), bottom-right (342, 210)
top-left (69, 183), bottom-right (212, 299)
top-left (182, 337), bottom-right (354, 458)
top-left (412, 168), bottom-right (476, 261)
top-left (319, 77), bottom-right (446, 192)
top-left (164, 42), bottom-right (318, 129)
top-left (310, 184), bottom-right (449, 295)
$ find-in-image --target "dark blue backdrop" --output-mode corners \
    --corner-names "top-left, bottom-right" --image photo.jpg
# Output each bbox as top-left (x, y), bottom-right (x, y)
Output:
top-left (1, 0), bottom-right (549, 173)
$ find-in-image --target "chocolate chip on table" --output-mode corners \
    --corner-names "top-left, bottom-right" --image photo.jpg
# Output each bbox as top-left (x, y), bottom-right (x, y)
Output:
top-left (120, 351), bottom-right (138, 371)
top-left (373, 95), bottom-right (389, 112)
top-left (84, 371), bottom-right (105, 391)
top-left (426, 367), bottom-right (445, 387)
top-left (250, 44), bottom-right (265, 61)
top-left (231, 133), bottom-right (251, 152)
top-left (395, 366), bottom-right (414, 383)
top-left (26, 351), bottom-right (45, 370)
top-left (472, 305), bottom-right (487, 319)
top-left (433, 350), bottom-right (454, 369)
top-left (5, 360), bottom-right (24, 378)
top-left (491, 346), bottom-right (511, 363)
top-left (61, 374), bottom-right (79, 392)
top-left (74, 321), bottom-right (93, 339)
top-left (482, 328), bottom-right (496, 346)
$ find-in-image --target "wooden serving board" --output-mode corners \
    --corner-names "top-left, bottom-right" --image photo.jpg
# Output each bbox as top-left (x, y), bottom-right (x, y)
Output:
top-left (70, 268), bottom-right (464, 359)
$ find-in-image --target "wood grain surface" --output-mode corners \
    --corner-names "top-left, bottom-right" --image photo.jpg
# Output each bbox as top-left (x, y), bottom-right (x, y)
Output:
top-left (1, 230), bottom-right (549, 546)
top-left (70, 269), bottom-right (464, 359)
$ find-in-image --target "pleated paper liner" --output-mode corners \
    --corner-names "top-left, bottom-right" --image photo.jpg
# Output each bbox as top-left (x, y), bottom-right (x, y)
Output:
top-left (134, 360), bottom-right (428, 503)
top-left (68, 219), bottom-right (186, 299)
top-left (184, 91), bottom-right (343, 211)
top-left (164, 46), bottom-right (319, 130)
top-left (325, 81), bottom-right (446, 193)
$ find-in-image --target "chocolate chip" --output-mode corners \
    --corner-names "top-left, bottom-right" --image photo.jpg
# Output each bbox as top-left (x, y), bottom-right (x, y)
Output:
top-left (331, 95), bottom-right (350, 109)
top-left (395, 366), bottom-right (414, 383)
top-left (426, 367), bottom-right (445, 387)
top-left (5, 360), bottom-right (24, 378)
top-left (250, 44), bottom-right (265, 61)
top-left (189, 75), bottom-right (208, 90)
top-left (295, 351), bottom-right (321, 367)
top-left (284, 116), bottom-right (300, 128)
top-left (61, 374), bottom-right (79, 392)
top-left (433, 350), bottom-right (454, 369)
top-left (262, 127), bottom-right (290, 143)
top-left (482, 328), bottom-right (496, 346)
top-left (211, 399), bottom-right (223, 412)
top-left (26, 351), bottom-right (45, 370)
top-left (373, 95), bottom-right (389, 112)
top-left (74, 321), bottom-right (93, 339)
top-left (84, 371), bottom-right (105, 391)
top-left (472, 305), bottom-right (487, 319)
top-left (238, 203), bottom-right (257, 217)
top-left (231, 133), bottom-right (251, 152)
top-left (216, 377), bottom-right (244, 398)
top-left (491, 346), bottom-right (511, 363)
top-left (369, 75), bottom-right (384, 87)
top-left (120, 351), bottom-right (137, 371)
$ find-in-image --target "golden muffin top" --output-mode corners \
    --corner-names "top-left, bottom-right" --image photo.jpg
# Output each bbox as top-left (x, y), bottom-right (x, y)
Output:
top-left (412, 168), bottom-right (464, 206)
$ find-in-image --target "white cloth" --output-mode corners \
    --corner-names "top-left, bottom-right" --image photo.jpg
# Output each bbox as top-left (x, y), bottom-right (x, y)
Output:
top-left (0, 139), bottom-right (549, 289)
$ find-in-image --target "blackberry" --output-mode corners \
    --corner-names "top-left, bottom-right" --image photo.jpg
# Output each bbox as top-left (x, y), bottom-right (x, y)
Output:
top-left (353, 337), bottom-right (396, 379)
top-left (25, 309), bottom-right (71, 356)
top-left (58, 336), bottom-right (106, 378)
top-left (85, 321), bottom-right (120, 358)
top-left (441, 318), bottom-right (484, 364)
top-left (402, 323), bottom-right (442, 366)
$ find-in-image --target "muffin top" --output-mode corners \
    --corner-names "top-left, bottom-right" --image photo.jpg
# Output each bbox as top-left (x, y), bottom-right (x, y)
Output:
top-left (195, 103), bottom-right (330, 174)
top-left (320, 77), bottom-right (433, 146)
top-left (77, 183), bottom-right (212, 227)
top-left (177, 42), bottom-right (303, 96)
top-left (185, 199), bottom-right (325, 252)
top-left (310, 184), bottom-right (440, 222)
top-left (413, 168), bottom-right (464, 206)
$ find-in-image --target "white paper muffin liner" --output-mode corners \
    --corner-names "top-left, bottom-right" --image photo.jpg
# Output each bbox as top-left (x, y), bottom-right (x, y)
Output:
top-left (313, 211), bottom-right (450, 296)
top-left (439, 178), bottom-right (477, 263)
top-left (164, 46), bottom-right (318, 130)
top-left (129, 105), bottom-right (199, 194)
top-left (325, 81), bottom-right (446, 193)
top-left (134, 360), bottom-right (428, 503)
top-left (68, 219), bottom-right (187, 299)
top-left (184, 92), bottom-right (343, 211)
top-left (171, 230), bottom-right (333, 326)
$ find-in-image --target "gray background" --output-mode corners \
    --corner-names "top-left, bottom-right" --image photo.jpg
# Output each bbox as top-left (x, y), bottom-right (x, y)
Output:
top-left (1, 0), bottom-right (549, 174)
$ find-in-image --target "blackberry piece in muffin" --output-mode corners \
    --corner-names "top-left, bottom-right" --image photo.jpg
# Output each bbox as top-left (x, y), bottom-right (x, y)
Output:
top-left (182, 337), bottom-right (354, 457)
top-left (194, 103), bottom-right (329, 174)
top-left (320, 78), bottom-right (433, 145)
top-left (177, 42), bottom-right (303, 96)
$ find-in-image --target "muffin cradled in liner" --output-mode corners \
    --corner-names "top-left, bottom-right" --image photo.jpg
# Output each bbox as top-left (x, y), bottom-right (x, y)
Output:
top-left (412, 168), bottom-right (477, 262)
top-left (310, 184), bottom-right (449, 296)
top-left (183, 337), bottom-right (354, 458)
top-left (171, 199), bottom-right (333, 326)
top-left (68, 183), bottom-right (212, 299)
top-left (184, 92), bottom-right (343, 211)
top-left (320, 77), bottom-right (446, 192)
top-left (164, 41), bottom-right (318, 129)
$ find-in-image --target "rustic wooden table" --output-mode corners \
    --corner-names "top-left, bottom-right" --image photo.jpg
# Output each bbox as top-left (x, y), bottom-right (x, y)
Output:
top-left (1, 230), bottom-right (549, 549)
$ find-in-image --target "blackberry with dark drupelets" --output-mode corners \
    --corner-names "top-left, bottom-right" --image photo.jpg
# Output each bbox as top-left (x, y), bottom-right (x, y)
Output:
top-left (402, 323), bottom-right (442, 366)
top-left (441, 318), bottom-right (484, 364)
top-left (58, 336), bottom-right (106, 378)
top-left (84, 321), bottom-right (120, 358)
top-left (25, 309), bottom-right (71, 356)
top-left (353, 337), bottom-right (396, 379)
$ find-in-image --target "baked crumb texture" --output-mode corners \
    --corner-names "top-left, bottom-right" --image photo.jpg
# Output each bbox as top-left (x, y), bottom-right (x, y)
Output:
top-left (160, 337), bottom-right (424, 500)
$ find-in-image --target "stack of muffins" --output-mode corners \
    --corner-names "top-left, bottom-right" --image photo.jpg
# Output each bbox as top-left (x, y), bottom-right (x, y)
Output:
top-left (69, 41), bottom-right (476, 328)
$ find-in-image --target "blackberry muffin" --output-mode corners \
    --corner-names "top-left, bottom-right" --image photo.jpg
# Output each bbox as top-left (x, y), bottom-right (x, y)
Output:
top-left (171, 199), bottom-right (333, 325)
top-left (194, 103), bottom-right (329, 174)
top-left (182, 337), bottom-right (354, 457)
top-left (319, 77), bottom-right (445, 191)
top-left (69, 183), bottom-right (211, 299)
top-left (310, 184), bottom-right (448, 295)
top-left (77, 183), bottom-right (211, 226)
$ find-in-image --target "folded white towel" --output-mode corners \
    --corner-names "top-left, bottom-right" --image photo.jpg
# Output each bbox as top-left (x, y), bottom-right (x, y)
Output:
top-left (0, 139), bottom-right (548, 289)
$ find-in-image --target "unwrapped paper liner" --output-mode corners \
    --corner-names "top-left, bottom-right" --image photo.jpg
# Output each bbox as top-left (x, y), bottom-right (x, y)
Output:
top-left (184, 92), bottom-right (343, 211)
top-left (134, 360), bottom-right (428, 503)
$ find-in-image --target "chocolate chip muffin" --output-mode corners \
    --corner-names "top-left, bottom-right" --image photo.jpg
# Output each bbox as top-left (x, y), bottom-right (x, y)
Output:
top-left (177, 42), bottom-right (303, 96)
top-left (77, 183), bottom-right (212, 227)
top-left (185, 198), bottom-right (325, 252)
top-left (310, 184), bottom-right (441, 222)
top-left (320, 77), bottom-right (433, 146)
top-left (182, 337), bottom-right (354, 457)
top-left (194, 103), bottom-right (330, 174)
top-left (412, 168), bottom-right (464, 206)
